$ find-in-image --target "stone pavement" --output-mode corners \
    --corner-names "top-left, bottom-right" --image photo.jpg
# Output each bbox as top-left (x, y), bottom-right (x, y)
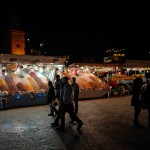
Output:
top-left (0, 95), bottom-right (150, 150)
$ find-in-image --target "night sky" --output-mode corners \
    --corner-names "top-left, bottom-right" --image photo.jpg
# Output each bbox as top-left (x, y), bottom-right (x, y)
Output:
top-left (0, 1), bottom-right (150, 62)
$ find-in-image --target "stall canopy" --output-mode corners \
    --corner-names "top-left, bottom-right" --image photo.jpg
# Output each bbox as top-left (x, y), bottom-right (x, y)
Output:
top-left (122, 60), bottom-right (150, 68)
top-left (0, 54), bottom-right (69, 65)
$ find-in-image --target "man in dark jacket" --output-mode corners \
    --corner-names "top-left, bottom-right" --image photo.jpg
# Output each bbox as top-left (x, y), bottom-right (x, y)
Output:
top-left (56, 77), bottom-right (83, 131)
top-left (47, 81), bottom-right (58, 116)
top-left (54, 75), bottom-right (61, 102)
top-left (131, 77), bottom-right (143, 127)
top-left (140, 78), bottom-right (150, 127)
top-left (71, 77), bottom-right (79, 114)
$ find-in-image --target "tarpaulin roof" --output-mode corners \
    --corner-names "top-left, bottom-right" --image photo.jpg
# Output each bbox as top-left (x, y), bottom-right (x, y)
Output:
top-left (0, 54), bottom-right (68, 64)
top-left (122, 60), bottom-right (150, 68)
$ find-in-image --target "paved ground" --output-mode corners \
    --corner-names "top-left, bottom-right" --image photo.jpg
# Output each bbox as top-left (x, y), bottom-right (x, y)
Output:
top-left (0, 95), bottom-right (150, 150)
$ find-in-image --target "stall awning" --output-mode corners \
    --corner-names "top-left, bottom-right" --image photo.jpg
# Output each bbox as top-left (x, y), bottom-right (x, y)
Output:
top-left (0, 54), bottom-right (68, 64)
top-left (122, 60), bottom-right (150, 68)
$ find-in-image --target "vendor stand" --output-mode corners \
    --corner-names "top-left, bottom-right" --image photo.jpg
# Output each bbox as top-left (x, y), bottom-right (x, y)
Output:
top-left (0, 54), bottom-right (67, 109)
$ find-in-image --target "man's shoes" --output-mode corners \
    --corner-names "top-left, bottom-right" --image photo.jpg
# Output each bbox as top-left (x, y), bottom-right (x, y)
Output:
top-left (51, 122), bottom-right (58, 127)
top-left (77, 121), bottom-right (83, 129)
top-left (56, 126), bottom-right (65, 132)
top-left (48, 113), bottom-right (54, 116)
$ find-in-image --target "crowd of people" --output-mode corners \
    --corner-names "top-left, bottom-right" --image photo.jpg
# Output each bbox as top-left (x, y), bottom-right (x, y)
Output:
top-left (46, 75), bottom-right (83, 132)
top-left (47, 73), bottom-right (150, 131)
top-left (131, 76), bottom-right (150, 128)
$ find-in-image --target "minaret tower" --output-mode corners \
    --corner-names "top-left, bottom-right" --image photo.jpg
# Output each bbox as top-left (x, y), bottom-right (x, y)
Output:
top-left (5, 15), bottom-right (25, 55)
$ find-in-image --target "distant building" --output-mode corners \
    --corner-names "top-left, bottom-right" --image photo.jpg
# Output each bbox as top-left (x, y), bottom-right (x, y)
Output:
top-left (4, 15), bottom-right (25, 55)
top-left (103, 48), bottom-right (125, 63)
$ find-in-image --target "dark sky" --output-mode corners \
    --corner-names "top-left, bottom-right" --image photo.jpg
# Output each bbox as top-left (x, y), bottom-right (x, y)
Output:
top-left (0, 1), bottom-right (150, 61)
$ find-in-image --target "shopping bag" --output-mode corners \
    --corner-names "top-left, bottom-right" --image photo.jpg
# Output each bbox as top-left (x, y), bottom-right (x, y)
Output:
top-left (52, 98), bottom-right (59, 106)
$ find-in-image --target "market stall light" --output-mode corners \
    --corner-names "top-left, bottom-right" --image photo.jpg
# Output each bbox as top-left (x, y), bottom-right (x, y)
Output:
top-left (132, 68), bottom-right (137, 71)
top-left (77, 70), bottom-right (80, 74)
top-left (4, 71), bottom-right (7, 76)
top-left (31, 68), bottom-right (34, 72)
top-left (16, 68), bottom-right (20, 73)
top-left (2, 66), bottom-right (6, 71)
top-left (34, 66), bottom-right (39, 71)
top-left (39, 67), bottom-right (44, 73)
top-left (23, 64), bottom-right (27, 68)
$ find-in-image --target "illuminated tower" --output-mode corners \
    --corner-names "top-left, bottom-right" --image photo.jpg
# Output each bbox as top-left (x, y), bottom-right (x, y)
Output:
top-left (5, 15), bottom-right (25, 55)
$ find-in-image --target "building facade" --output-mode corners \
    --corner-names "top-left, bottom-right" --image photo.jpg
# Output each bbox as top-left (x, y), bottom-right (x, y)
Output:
top-left (4, 15), bottom-right (25, 55)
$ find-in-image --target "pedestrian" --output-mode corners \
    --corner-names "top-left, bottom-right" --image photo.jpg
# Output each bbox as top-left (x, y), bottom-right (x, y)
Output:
top-left (50, 78), bottom-right (64, 127)
top-left (55, 77), bottom-right (83, 131)
top-left (54, 74), bottom-right (61, 103)
top-left (51, 78), bottom-right (77, 127)
top-left (140, 78), bottom-right (150, 128)
top-left (71, 77), bottom-right (79, 114)
top-left (69, 77), bottom-right (80, 123)
top-left (47, 81), bottom-right (58, 116)
top-left (131, 76), bottom-right (143, 127)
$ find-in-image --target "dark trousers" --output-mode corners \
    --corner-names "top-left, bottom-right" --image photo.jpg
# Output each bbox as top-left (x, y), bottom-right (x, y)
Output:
top-left (53, 104), bottom-right (61, 125)
top-left (74, 98), bottom-right (78, 114)
top-left (49, 103), bottom-right (58, 115)
top-left (134, 106), bottom-right (141, 125)
top-left (60, 103), bottom-right (82, 128)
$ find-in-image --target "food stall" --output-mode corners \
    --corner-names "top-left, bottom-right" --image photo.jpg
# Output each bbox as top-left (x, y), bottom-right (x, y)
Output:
top-left (0, 54), bottom-right (110, 109)
top-left (0, 54), bottom-right (66, 109)
top-left (68, 61), bottom-right (150, 96)
top-left (108, 60), bottom-right (150, 95)
top-left (64, 64), bottom-right (109, 99)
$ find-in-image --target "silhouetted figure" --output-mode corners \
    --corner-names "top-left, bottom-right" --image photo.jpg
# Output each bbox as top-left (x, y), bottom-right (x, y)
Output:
top-left (71, 77), bottom-right (79, 114)
top-left (140, 78), bottom-right (150, 127)
top-left (54, 75), bottom-right (61, 103)
top-left (131, 77), bottom-right (143, 127)
top-left (47, 81), bottom-right (58, 116)
top-left (51, 78), bottom-right (64, 127)
top-left (52, 77), bottom-right (83, 132)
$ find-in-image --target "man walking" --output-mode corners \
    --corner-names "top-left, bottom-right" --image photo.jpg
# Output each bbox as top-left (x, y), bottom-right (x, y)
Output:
top-left (56, 77), bottom-right (83, 131)
top-left (71, 77), bottom-right (79, 114)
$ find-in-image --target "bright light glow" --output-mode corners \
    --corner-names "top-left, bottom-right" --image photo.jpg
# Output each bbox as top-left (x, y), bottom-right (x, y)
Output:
top-left (40, 43), bottom-right (44, 47)
top-left (34, 66), bottom-right (39, 71)
top-left (4, 71), bottom-right (7, 76)
top-left (16, 68), bottom-right (20, 73)
top-left (132, 68), bottom-right (137, 71)
top-left (23, 64), bottom-right (27, 68)
top-left (39, 67), bottom-right (44, 73)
